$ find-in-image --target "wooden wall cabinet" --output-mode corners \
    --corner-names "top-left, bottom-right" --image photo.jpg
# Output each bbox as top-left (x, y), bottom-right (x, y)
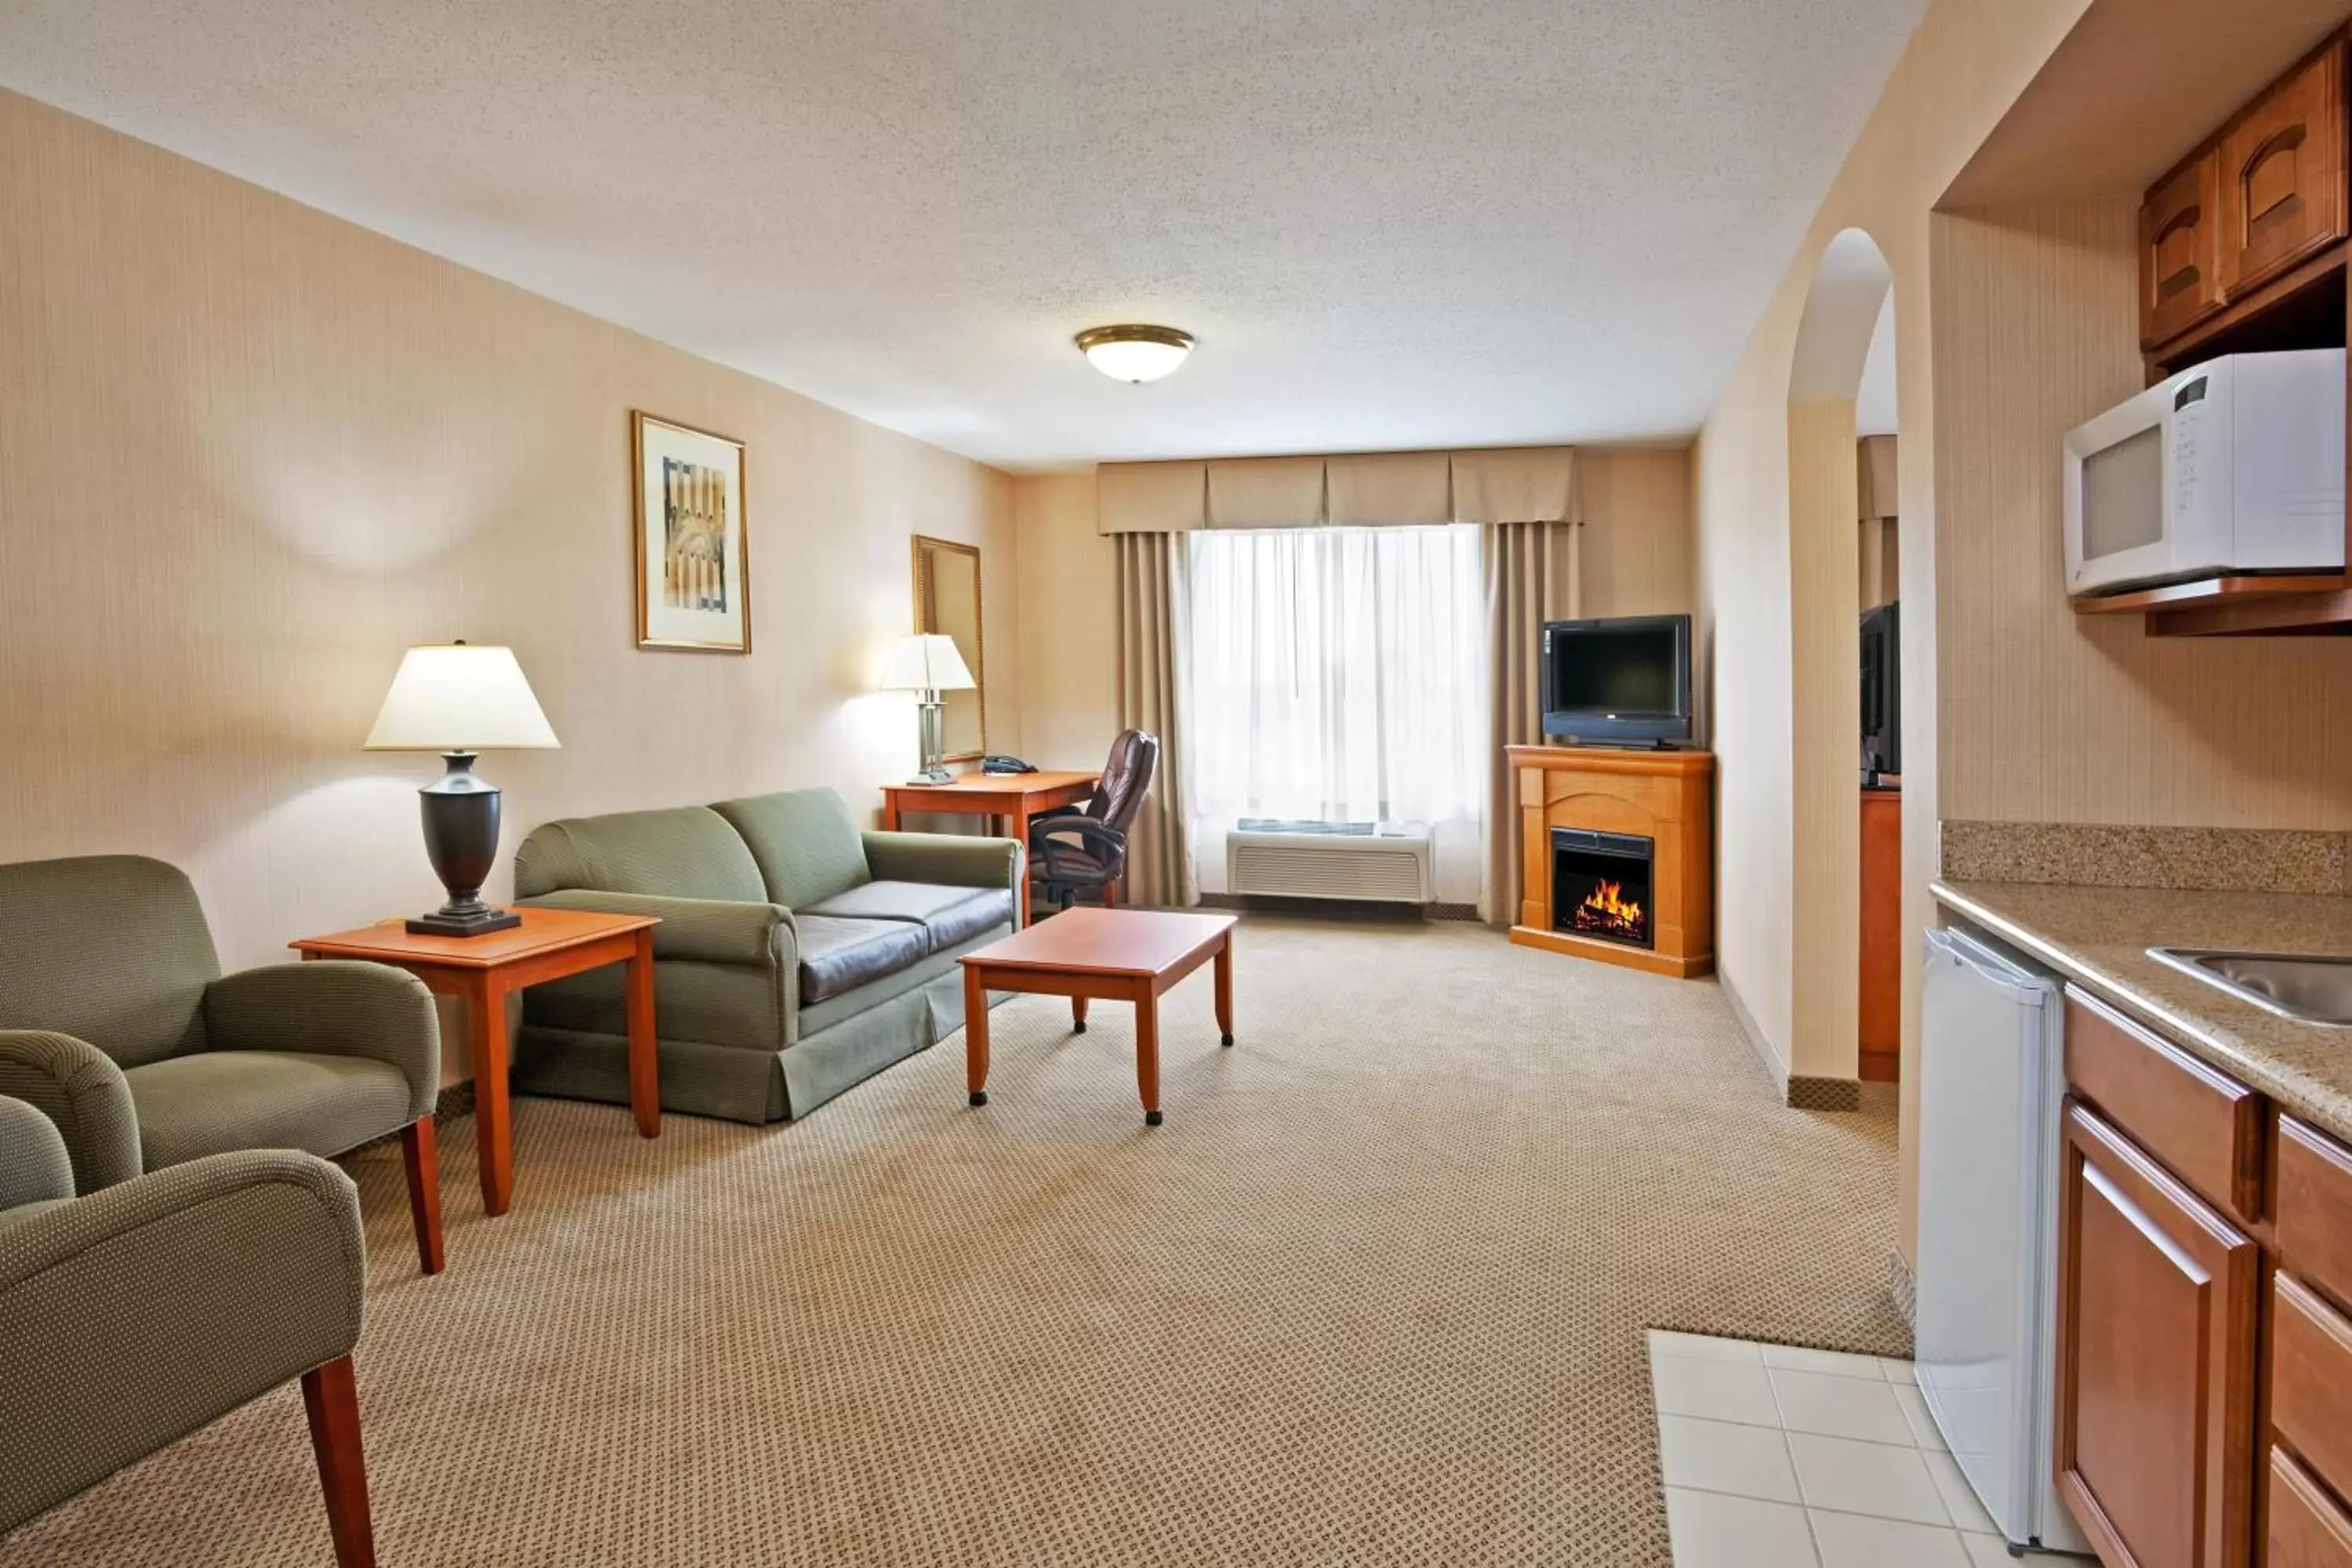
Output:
top-left (2056, 1100), bottom-right (2259, 1568)
top-left (1857, 786), bottom-right (1900, 1080)
top-left (2218, 37), bottom-right (2347, 301)
top-left (2143, 150), bottom-right (2226, 349)
top-left (2056, 990), bottom-right (2352, 1568)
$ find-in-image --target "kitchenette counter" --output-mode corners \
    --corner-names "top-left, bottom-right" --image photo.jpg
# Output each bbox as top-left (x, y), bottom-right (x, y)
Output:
top-left (1933, 877), bottom-right (2352, 1145)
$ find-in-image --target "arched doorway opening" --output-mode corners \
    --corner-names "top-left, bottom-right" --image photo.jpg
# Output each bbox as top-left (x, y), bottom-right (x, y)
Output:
top-left (1784, 228), bottom-right (1897, 1094)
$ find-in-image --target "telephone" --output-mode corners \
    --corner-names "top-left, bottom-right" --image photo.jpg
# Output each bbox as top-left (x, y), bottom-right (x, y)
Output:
top-left (981, 754), bottom-right (1040, 775)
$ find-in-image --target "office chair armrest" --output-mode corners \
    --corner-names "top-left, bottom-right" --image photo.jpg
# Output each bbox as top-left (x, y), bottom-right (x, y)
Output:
top-left (204, 962), bottom-right (442, 1126)
top-left (0, 1149), bottom-right (365, 1534)
top-left (1029, 817), bottom-right (1130, 877)
top-left (0, 1032), bottom-right (140, 1194)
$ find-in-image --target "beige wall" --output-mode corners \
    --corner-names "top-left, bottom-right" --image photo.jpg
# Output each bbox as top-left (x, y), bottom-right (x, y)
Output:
top-left (1695, 0), bottom-right (2352, 1260)
top-left (1788, 401), bottom-right (1864, 1083)
top-left (0, 88), bottom-right (1022, 1080)
top-left (1010, 472), bottom-right (1121, 771)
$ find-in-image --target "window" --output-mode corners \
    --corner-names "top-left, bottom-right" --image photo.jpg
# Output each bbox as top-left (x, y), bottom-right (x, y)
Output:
top-left (1185, 524), bottom-right (1485, 826)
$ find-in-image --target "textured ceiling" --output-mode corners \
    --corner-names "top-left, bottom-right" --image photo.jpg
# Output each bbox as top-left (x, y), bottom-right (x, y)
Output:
top-left (0, 0), bottom-right (1928, 470)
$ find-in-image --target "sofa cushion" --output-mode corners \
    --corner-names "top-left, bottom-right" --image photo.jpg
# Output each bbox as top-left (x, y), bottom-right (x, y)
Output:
top-left (511, 806), bottom-right (767, 904)
top-left (710, 789), bottom-right (872, 910)
top-left (793, 916), bottom-right (928, 1005)
top-left (801, 881), bottom-right (1015, 956)
top-left (125, 1051), bottom-right (412, 1170)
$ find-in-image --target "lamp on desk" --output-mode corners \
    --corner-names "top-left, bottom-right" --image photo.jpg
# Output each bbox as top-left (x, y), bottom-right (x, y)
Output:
top-left (365, 641), bottom-right (561, 936)
top-left (877, 633), bottom-right (976, 786)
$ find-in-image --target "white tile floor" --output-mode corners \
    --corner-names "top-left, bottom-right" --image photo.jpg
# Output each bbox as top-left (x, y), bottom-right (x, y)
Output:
top-left (1649, 1331), bottom-right (2055, 1567)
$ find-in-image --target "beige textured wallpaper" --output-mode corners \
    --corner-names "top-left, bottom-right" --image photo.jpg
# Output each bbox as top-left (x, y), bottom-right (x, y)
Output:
top-left (0, 87), bottom-right (1022, 1083)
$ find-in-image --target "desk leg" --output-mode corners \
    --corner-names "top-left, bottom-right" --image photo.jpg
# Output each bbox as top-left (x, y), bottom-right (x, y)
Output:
top-left (1072, 995), bottom-right (1089, 1033)
top-left (469, 976), bottom-right (514, 1216)
top-left (964, 965), bottom-right (990, 1106)
top-left (1136, 984), bottom-right (1162, 1126)
top-left (624, 930), bottom-right (660, 1138)
top-left (880, 797), bottom-right (901, 831)
top-left (1014, 804), bottom-right (1034, 925)
top-left (1215, 934), bottom-right (1236, 1047)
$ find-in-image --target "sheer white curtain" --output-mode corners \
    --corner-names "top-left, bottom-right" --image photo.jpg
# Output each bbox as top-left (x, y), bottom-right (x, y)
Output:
top-left (1185, 524), bottom-right (1486, 825)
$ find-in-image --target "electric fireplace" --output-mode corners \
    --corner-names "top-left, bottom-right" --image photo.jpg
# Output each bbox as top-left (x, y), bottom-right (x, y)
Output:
top-left (1550, 827), bottom-right (1655, 950)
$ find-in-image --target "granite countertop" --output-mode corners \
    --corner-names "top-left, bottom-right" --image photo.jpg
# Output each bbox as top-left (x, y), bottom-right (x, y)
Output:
top-left (1933, 878), bottom-right (2352, 1145)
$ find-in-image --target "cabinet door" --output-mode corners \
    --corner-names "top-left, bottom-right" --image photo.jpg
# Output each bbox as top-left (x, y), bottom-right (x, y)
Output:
top-left (2142, 150), bottom-right (2224, 348)
top-left (2055, 1102), bottom-right (2259, 1568)
top-left (2218, 36), bottom-right (2347, 299)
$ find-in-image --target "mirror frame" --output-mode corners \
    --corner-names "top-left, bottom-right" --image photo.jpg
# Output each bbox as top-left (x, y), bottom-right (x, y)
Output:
top-left (910, 534), bottom-right (986, 763)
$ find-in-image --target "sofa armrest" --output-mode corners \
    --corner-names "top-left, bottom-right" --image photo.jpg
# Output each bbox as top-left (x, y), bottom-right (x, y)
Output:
top-left (862, 831), bottom-right (1025, 895)
top-left (0, 1149), bottom-right (364, 1534)
top-left (0, 1032), bottom-right (140, 1194)
top-left (0, 1097), bottom-right (74, 1212)
top-left (514, 890), bottom-right (793, 967)
top-left (204, 962), bottom-right (441, 1124)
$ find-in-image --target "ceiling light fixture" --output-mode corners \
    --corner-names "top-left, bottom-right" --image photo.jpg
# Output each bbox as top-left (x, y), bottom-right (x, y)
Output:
top-left (1075, 324), bottom-right (1195, 383)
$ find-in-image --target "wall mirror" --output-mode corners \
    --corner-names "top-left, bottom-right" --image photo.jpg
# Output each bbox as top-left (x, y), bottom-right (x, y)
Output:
top-left (911, 535), bottom-right (985, 760)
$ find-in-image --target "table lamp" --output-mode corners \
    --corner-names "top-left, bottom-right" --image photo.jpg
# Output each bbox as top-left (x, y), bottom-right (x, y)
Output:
top-left (365, 641), bottom-right (561, 936)
top-left (877, 633), bottom-right (976, 785)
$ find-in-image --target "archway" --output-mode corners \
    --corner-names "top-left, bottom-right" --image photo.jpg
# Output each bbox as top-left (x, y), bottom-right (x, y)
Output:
top-left (1783, 228), bottom-right (1896, 1094)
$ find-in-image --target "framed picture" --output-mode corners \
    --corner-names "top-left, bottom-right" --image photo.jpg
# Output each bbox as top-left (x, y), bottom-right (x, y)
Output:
top-left (633, 412), bottom-right (750, 652)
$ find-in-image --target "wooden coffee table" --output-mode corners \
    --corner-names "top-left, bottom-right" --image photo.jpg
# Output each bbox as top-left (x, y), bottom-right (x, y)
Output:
top-left (291, 907), bottom-right (661, 1219)
top-left (958, 907), bottom-right (1237, 1125)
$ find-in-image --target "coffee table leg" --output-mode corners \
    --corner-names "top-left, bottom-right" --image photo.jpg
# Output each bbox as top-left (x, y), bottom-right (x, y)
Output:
top-left (1072, 995), bottom-right (1089, 1033)
top-left (624, 930), bottom-right (660, 1138)
top-left (964, 964), bottom-right (990, 1106)
top-left (470, 976), bottom-right (515, 1216)
top-left (1214, 933), bottom-right (1236, 1047)
top-left (1135, 987), bottom-right (1162, 1126)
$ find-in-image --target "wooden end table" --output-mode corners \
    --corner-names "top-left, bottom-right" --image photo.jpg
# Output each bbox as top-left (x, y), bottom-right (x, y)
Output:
top-left (878, 768), bottom-right (1101, 925)
top-left (958, 907), bottom-right (1237, 1125)
top-left (291, 908), bottom-right (661, 1218)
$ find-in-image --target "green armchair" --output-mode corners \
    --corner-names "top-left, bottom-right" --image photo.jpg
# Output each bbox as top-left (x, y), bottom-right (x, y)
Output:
top-left (0, 1095), bottom-right (377, 1566)
top-left (0, 855), bottom-right (447, 1274)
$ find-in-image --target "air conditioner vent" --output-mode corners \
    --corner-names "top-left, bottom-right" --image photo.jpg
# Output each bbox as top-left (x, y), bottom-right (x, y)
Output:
top-left (1225, 824), bottom-right (1433, 903)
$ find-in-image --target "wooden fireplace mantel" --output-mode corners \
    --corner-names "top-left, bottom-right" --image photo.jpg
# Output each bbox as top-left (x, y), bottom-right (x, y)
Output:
top-left (1504, 744), bottom-right (1715, 978)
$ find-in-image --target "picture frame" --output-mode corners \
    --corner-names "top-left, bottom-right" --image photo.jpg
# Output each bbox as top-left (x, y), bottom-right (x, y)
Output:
top-left (633, 411), bottom-right (750, 653)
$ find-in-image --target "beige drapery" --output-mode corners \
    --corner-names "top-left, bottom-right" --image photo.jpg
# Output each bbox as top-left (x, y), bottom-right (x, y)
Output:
top-left (1480, 521), bottom-right (1583, 925)
top-left (1114, 532), bottom-right (1197, 906)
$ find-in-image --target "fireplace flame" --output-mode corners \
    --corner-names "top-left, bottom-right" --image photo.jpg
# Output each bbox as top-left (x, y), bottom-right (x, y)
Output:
top-left (1573, 878), bottom-right (1645, 939)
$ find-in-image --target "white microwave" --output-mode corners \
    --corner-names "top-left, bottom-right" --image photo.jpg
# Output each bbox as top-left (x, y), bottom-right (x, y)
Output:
top-left (2061, 349), bottom-right (2344, 596)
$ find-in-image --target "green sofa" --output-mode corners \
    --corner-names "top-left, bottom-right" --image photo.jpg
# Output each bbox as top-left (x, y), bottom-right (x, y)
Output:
top-left (510, 787), bottom-right (1021, 1123)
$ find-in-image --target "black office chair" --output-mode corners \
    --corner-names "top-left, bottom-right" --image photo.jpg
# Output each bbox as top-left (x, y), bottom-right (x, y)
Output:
top-left (1027, 730), bottom-right (1159, 913)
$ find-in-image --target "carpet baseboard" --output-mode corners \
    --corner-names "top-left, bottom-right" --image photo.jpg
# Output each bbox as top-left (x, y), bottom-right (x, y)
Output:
top-left (1193, 892), bottom-right (1481, 923)
top-left (1886, 1250), bottom-right (1917, 1329)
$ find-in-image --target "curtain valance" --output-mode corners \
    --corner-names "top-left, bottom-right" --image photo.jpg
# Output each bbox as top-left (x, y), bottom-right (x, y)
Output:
top-left (1096, 446), bottom-right (1579, 534)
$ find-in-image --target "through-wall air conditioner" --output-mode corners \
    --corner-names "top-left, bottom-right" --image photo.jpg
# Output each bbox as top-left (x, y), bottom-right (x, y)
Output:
top-left (1225, 820), bottom-right (1433, 904)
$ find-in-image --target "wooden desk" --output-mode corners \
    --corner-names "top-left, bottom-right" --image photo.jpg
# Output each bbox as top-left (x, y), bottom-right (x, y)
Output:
top-left (291, 908), bottom-right (661, 1219)
top-left (880, 768), bottom-right (1099, 924)
top-left (959, 908), bottom-right (1236, 1126)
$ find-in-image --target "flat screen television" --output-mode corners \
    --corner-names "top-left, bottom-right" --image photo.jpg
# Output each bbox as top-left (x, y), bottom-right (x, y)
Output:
top-left (1860, 600), bottom-right (1900, 783)
top-left (1539, 613), bottom-right (1693, 746)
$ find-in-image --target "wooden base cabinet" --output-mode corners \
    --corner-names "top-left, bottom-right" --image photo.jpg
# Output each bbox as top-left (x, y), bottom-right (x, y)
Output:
top-left (2057, 1101), bottom-right (2261, 1568)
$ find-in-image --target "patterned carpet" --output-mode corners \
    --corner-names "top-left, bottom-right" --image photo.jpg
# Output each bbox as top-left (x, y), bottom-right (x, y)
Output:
top-left (0, 916), bottom-right (1905, 1567)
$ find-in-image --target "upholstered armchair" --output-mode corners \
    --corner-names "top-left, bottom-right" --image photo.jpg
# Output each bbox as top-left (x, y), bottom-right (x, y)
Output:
top-left (0, 855), bottom-right (447, 1274)
top-left (1028, 729), bottom-right (1160, 911)
top-left (0, 1094), bottom-right (377, 1566)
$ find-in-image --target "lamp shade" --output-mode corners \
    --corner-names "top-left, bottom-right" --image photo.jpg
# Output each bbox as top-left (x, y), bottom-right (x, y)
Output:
top-left (875, 633), bottom-right (976, 692)
top-left (364, 644), bottom-right (561, 751)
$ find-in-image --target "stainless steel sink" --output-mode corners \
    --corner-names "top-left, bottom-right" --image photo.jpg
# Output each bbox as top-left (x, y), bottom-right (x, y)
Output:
top-left (2147, 948), bottom-right (2352, 1025)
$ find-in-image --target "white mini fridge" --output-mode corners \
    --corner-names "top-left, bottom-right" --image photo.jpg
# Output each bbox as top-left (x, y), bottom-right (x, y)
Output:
top-left (1917, 925), bottom-right (2090, 1555)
